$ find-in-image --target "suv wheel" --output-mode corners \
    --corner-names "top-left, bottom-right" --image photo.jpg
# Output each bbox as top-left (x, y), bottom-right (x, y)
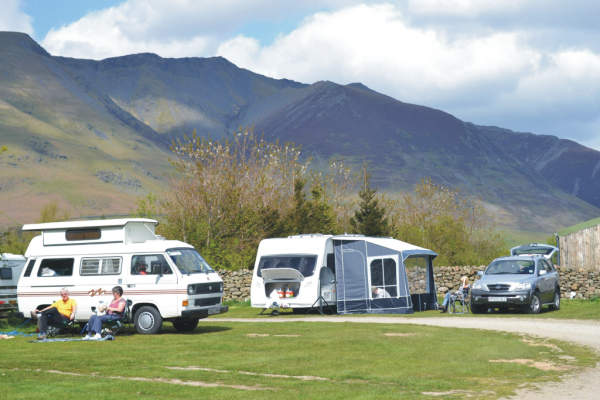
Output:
top-left (549, 290), bottom-right (560, 311)
top-left (134, 306), bottom-right (162, 334)
top-left (528, 293), bottom-right (541, 314)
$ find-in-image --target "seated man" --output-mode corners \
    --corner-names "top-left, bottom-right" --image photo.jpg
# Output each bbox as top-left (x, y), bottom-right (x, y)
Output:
top-left (34, 288), bottom-right (77, 340)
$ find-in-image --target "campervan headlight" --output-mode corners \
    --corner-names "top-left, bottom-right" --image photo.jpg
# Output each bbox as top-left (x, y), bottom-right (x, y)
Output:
top-left (187, 285), bottom-right (194, 295)
top-left (472, 281), bottom-right (486, 290)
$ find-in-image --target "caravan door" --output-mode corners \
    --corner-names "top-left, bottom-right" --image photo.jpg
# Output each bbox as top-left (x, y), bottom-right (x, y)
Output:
top-left (127, 254), bottom-right (178, 317)
top-left (366, 255), bottom-right (401, 299)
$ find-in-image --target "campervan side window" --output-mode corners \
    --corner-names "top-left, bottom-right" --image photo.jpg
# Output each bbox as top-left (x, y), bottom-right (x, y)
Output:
top-left (131, 254), bottom-right (172, 275)
top-left (23, 259), bottom-right (36, 277)
top-left (80, 257), bottom-right (122, 276)
top-left (37, 258), bottom-right (74, 277)
top-left (66, 228), bottom-right (101, 241)
top-left (369, 258), bottom-right (398, 297)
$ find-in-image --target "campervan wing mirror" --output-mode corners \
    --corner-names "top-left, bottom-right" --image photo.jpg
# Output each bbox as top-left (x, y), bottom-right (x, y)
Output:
top-left (477, 270), bottom-right (484, 277)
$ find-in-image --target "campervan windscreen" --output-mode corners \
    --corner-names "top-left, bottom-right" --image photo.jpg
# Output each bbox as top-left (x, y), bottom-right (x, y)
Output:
top-left (167, 248), bottom-right (214, 274)
top-left (257, 255), bottom-right (317, 277)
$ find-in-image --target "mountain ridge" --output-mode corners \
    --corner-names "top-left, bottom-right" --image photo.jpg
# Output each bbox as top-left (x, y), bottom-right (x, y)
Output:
top-left (0, 32), bottom-right (598, 232)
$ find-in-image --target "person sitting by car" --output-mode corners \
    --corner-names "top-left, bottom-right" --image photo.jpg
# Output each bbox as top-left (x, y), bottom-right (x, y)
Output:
top-left (83, 286), bottom-right (126, 340)
top-left (440, 276), bottom-right (469, 313)
top-left (34, 288), bottom-right (77, 340)
top-left (135, 263), bottom-right (148, 275)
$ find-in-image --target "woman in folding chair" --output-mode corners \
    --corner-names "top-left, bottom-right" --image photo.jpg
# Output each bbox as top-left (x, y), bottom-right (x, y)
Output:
top-left (82, 286), bottom-right (126, 340)
top-left (440, 276), bottom-right (469, 313)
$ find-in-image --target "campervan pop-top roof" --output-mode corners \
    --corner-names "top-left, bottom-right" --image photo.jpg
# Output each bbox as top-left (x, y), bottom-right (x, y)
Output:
top-left (22, 218), bottom-right (191, 257)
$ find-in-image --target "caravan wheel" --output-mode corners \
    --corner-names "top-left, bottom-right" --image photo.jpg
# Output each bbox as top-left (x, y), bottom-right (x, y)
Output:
top-left (134, 306), bottom-right (162, 334)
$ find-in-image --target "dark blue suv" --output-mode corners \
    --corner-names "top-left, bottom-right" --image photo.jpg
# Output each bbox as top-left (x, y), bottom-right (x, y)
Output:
top-left (471, 256), bottom-right (560, 313)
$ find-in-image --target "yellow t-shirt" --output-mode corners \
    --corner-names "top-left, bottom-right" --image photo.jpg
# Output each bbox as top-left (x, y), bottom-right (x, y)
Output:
top-left (51, 298), bottom-right (76, 318)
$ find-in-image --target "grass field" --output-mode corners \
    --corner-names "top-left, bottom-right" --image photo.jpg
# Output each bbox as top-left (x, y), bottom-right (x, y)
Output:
top-left (218, 298), bottom-right (600, 320)
top-left (1, 309), bottom-right (598, 400)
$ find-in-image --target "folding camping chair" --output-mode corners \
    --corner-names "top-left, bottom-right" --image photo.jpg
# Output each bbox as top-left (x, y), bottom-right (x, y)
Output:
top-left (448, 286), bottom-right (470, 314)
top-left (46, 318), bottom-right (76, 337)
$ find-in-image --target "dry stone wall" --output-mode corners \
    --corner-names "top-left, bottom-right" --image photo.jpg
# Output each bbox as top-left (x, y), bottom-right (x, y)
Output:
top-left (218, 266), bottom-right (600, 302)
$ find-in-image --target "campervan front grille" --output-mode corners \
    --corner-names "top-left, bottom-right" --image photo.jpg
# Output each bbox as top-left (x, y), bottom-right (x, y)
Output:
top-left (194, 297), bottom-right (221, 307)
top-left (188, 283), bottom-right (223, 295)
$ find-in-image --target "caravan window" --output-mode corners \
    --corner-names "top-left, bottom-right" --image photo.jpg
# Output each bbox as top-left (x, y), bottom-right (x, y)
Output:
top-left (0, 267), bottom-right (12, 280)
top-left (131, 254), bottom-right (172, 275)
top-left (369, 258), bottom-right (398, 298)
top-left (80, 257), bottom-right (122, 275)
top-left (37, 258), bottom-right (74, 277)
top-left (257, 255), bottom-right (317, 277)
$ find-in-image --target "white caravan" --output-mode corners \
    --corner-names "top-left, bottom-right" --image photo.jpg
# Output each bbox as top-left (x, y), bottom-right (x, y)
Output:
top-left (251, 234), bottom-right (439, 314)
top-left (17, 218), bottom-right (227, 333)
top-left (0, 253), bottom-right (26, 311)
top-left (251, 234), bottom-right (337, 312)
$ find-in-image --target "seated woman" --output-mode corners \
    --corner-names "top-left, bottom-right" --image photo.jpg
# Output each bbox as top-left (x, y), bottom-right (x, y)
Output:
top-left (440, 276), bottom-right (469, 313)
top-left (83, 286), bottom-right (126, 340)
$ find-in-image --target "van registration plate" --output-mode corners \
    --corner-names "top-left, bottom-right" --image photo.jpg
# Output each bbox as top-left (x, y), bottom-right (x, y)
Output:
top-left (490, 297), bottom-right (507, 302)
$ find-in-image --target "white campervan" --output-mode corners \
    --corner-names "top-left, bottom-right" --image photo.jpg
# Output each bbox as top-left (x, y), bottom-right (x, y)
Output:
top-left (17, 218), bottom-right (227, 334)
top-left (0, 253), bottom-right (26, 312)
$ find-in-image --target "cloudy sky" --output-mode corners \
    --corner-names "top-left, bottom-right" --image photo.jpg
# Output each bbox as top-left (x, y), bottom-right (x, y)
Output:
top-left (4, 0), bottom-right (599, 149)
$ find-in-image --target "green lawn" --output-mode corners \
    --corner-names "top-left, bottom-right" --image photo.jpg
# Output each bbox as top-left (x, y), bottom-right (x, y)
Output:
top-left (219, 298), bottom-right (600, 320)
top-left (1, 318), bottom-right (596, 399)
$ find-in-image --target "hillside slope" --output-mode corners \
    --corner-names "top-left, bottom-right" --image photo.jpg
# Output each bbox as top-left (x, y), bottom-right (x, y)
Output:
top-left (0, 32), bottom-right (170, 225)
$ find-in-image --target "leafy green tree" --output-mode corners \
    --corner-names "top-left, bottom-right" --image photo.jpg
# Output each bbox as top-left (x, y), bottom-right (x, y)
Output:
top-left (286, 179), bottom-right (336, 234)
top-left (387, 178), bottom-right (504, 265)
top-left (349, 170), bottom-right (389, 236)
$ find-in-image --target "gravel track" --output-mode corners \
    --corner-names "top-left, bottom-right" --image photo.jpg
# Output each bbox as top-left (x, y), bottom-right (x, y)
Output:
top-left (210, 316), bottom-right (600, 399)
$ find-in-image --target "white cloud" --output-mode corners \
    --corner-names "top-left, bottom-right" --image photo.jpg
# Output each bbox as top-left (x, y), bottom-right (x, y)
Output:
top-left (41, 0), bottom-right (365, 59)
top-left (0, 0), bottom-right (33, 34)
top-left (218, 4), bottom-right (536, 104)
top-left (406, 0), bottom-right (525, 17)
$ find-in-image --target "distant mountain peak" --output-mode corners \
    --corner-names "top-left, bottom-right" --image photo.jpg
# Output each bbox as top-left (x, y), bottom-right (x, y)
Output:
top-left (0, 31), bottom-right (50, 57)
top-left (346, 82), bottom-right (371, 91)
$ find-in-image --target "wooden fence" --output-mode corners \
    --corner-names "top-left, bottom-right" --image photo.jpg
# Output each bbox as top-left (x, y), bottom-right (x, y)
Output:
top-left (559, 224), bottom-right (600, 271)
